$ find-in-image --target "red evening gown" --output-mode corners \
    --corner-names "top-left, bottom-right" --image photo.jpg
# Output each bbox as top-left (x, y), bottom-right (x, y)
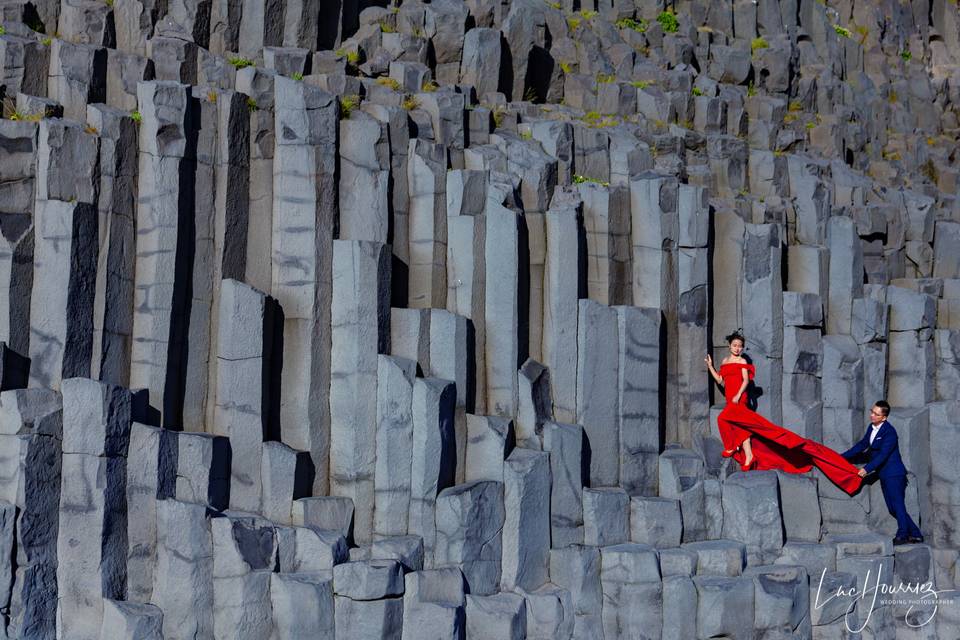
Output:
top-left (717, 362), bottom-right (862, 495)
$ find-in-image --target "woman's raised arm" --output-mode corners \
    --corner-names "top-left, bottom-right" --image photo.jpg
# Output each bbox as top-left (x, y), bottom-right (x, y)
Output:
top-left (704, 353), bottom-right (723, 385)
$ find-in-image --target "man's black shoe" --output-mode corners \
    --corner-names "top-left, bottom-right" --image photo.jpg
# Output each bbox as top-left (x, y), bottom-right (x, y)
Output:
top-left (893, 536), bottom-right (909, 545)
top-left (908, 536), bottom-right (924, 544)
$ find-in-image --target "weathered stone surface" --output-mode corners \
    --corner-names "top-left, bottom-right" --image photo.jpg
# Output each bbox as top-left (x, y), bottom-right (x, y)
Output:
top-left (683, 540), bottom-right (747, 576)
top-left (28, 199), bottom-right (97, 390)
top-left (615, 305), bottom-right (661, 496)
top-left (662, 575), bottom-right (697, 640)
top-left (373, 354), bottom-right (416, 538)
top-left (0, 389), bottom-right (61, 638)
top-left (272, 75), bottom-right (336, 495)
top-left (460, 27), bottom-right (500, 99)
top-left (212, 279), bottom-right (272, 513)
top-left (659, 547), bottom-right (698, 578)
top-left (61, 377), bottom-right (134, 456)
top-left (4, 6), bottom-right (960, 640)
top-left (127, 422), bottom-right (176, 603)
top-left (600, 543), bottom-right (662, 640)
top-left (175, 431), bottom-right (230, 511)
top-left (340, 111), bottom-right (390, 244)
top-left (542, 421), bottom-right (583, 548)
top-left (401, 568), bottom-right (465, 640)
top-left (742, 222), bottom-right (783, 423)
top-left (659, 448), bottom-right (708, 542)
top-left (583, 487), bottom-right (629, 547)
top-left (549, 544), bottom-right (602, 634)
top-left (576, 299), bottom-right (619, 487)
top-left (48, 39), bottom-right (105, 120)
top-left (464, 414), bottom-right (513, 484)
top-left (100, 599), bottom-right (164, 640)
top-left (270, 573), bottom-right (335, 640)
top-left (501, 448), bottom-right (551, 592)
top-left (407, 377), bottom-right (457, 566)
top-left (333, 559), bottom-right (404, 600)
top-left (293, 496), bottom-right (355, 540)
top-left (334, 595), bottom-right (404, 640)
top-left (465, 591), bottom-right (526, 640)
top-left (0, 501), bottom-right (15, 629)
top-left (542, 200), bottom-right (581, 424)
top-left (722, 471), bottom-right (784, 565)
top-left (211, 513), bottom-right (275, 639)
top-left (261, 440), bottom-right (314, 525)
top-left (516, 358), bottom-right (551, 448)
top-left (776, 472), bottom-right (821, 543)
top-left (57, 378), bottom-right (137, 638)
top-left (330, 239), bottom-right (391, 544)
top-left (630, 497), bottom-right (682, 548)
top-left (484, 204), bottom-right (520, 418)
top-left (435, 480), bottom-right (504, 595)
top-left (129, 81), bottom-right (195, 427)
top-left (276, 525), bottom-right (347, 573)
top-left (152, 500), bottom-right (214, 640)
top-left (407, 138), bottom-right (447, 309)
top-left (694, 575), bottom-right (755, 639)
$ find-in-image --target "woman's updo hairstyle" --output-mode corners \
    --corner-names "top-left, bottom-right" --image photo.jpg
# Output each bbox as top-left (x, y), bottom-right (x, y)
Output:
top-left (725, 329), bottom-right (745, 345)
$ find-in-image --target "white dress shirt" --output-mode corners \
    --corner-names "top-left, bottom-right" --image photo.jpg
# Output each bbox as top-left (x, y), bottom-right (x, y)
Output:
top-left (869, 421), bottom-right (884, 444)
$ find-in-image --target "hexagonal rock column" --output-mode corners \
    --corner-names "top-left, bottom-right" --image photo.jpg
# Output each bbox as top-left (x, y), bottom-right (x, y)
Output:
top-left (721, 470), bottom-right (785, 565)
top-left (576, 299), bottom-right (619, 487)
top-left (212, 278), bottom-right (277, 514)
top-left (330, 239), bottom-right (391, 544)
top-left (56, 379), bottom-right (136, 639)
top-left (408, 377), bottom-right (457, 566)
top-left (501, 448), bottom-right (551, 592)
top-left (0, 388), bottom-right (62, 638)
top-left (599, 543), bottom-right (662, 639)
top-left (434, 480), bottom-right (504, 595)
top-left (130, 81), bottom-right (196, 426)
top-left (271, 75), bottom-right (337, 494)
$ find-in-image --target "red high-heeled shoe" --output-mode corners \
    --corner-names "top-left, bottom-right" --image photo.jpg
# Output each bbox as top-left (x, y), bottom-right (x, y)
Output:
top-left (740, 457), bottom-right (756, 471)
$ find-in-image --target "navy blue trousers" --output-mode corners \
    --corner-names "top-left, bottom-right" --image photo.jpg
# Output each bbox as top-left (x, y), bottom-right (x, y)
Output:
top-left (880, 474), bottom-right (922, 538)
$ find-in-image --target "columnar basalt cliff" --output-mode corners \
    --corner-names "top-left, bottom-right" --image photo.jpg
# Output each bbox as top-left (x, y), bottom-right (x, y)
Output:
top-left (0, 0), bottom-right (958, 637)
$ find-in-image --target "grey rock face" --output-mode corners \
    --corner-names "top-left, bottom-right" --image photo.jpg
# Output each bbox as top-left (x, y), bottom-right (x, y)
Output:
top-left (465, 591), bottom-right (526, 640)
top-left (576, 299), bottom-right (619, 487)
top-left (333, 559), bottom-right (405, 600)
top-left (694, 575), bottom-right (755, 640)
top-left (100, 599), bottom-right (164, 640)
top-left (600, 543), bottom-right (662, 640)
top-left (1, 2), bottom-right (959, 638)
top-left (501, 448), bottom-right (550, 592)
top-left (126, 422), bottom-right (176, 603)
top-left (582, 487), bottom-right (629, 547)
top-left (153, 500), bottom-right (214, 639)
top-left (435, 480), bottom-right (504, 595)
top-left (270, 573), bottom-right (335, 640)
top-left (542, 421), bottom-right (583, 548)
top-left (408, 376), bottom-right (457, 566)
top-left (401, 568), bottom-right (466, 640)
top-left (721, 470), bottom-right (784, 564)
top-left (630, 497), bottom-right (682, 548)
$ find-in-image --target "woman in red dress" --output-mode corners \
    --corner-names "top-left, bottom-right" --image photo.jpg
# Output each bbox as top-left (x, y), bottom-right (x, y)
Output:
top-left (705, 330), bottom-right (863, 495)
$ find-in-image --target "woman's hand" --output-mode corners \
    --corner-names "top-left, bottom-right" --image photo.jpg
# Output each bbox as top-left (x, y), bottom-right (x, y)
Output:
top-left (732, 393), bottom-right (741, 404)
top-left (704, 353), bottom-right (713, 369)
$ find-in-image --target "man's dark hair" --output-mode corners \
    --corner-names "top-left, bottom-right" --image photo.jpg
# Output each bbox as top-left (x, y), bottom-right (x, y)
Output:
top-left (874, 400), bottom-right (891, 417)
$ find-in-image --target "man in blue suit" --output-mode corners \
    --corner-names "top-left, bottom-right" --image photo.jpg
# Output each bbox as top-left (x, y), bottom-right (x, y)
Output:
top-left (842, 400), bottom-right (923, 545)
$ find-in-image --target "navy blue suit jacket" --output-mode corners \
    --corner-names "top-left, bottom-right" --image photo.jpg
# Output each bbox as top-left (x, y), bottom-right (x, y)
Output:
top-left (841, 421), bottom-right (908, 479)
